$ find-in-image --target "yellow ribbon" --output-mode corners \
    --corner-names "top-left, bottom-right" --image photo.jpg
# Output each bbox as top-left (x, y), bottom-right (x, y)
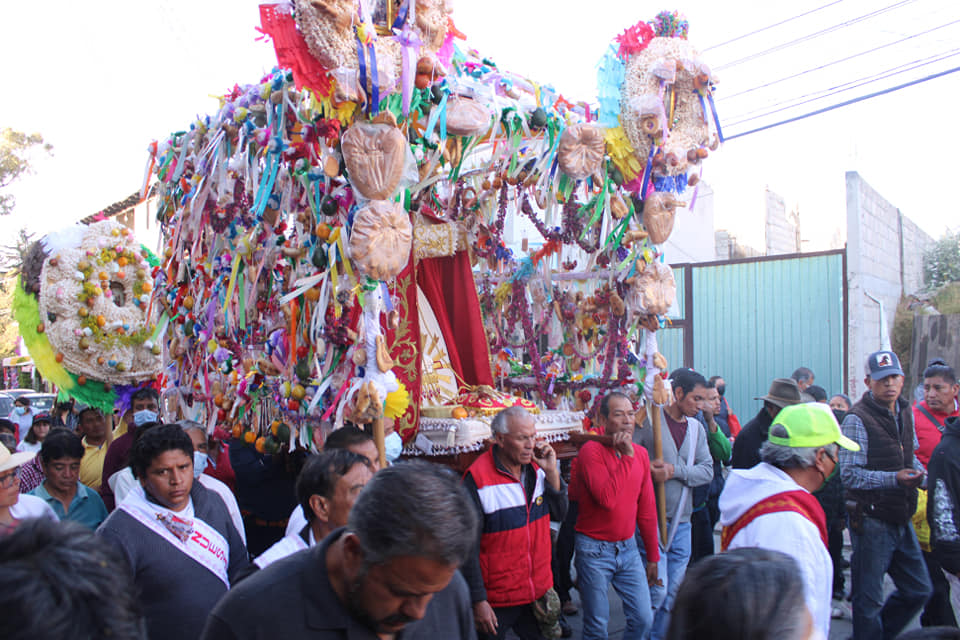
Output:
top-left (222, 257), bottom-right (242, 316)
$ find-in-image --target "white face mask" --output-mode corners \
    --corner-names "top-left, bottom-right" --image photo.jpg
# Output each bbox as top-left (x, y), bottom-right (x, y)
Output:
top-left (133, 410), bottom-right (158, 427)
top-left (384, 431), bottom-right (403, 464)
top-left (193, 451), bottom-right (209, 479)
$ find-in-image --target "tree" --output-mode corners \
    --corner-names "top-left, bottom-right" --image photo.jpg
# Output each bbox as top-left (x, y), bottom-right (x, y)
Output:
top-left (1, 227), bottom-right (35, 277)
top-left (0, 128), bottom-right (53, 216)
top-left (923, 231), bottom-right (960, 289)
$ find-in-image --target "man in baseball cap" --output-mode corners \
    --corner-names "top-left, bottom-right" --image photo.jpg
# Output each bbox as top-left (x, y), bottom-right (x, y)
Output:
top-left (720, 402), bottom-right (858, 637)
top-left (840, 349), bottom-right (931, 640)
top-left (731, 377), bottom-right (803, 469)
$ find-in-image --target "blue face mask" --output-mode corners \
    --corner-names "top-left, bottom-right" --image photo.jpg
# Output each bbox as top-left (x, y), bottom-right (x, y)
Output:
top-left (133, 410), bottom-right (158, 427)
top-left (14, 406), bottom-right (26, 415)
top-left (193, 451), bottom-right (209, 479)
top-left (384, 431), bottom-right (403, 464)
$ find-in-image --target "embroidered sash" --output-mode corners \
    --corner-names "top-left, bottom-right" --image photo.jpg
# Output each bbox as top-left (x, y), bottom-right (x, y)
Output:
top-left (720, 489), bottom-right (828, 552)
top-left (119, 485), bottom-right (230, 587)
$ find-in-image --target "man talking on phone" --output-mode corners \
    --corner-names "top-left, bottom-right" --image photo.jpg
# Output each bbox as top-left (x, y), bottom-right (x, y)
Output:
top-left (462, 407), bottom-right (567, 640)
top-left (840, 350), bottom-right (932, 640)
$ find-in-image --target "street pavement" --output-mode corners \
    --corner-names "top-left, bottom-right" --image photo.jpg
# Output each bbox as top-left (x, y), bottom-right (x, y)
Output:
top-left (543, 531), bottom-right (926, 639)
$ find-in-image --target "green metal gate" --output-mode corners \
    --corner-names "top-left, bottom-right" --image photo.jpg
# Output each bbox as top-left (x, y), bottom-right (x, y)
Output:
top-left (658, 250), bottom-right (847, 422)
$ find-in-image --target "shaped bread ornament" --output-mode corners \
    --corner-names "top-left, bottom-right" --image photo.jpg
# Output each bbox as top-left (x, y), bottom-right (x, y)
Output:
top-left (557, 124), bottom-right (606, 180)
top-left (12, 221), bottom-right (161, 411)
top-left (293, 0), bottom-right (452, 91)
top-left (445, 96), bottom-right (493, 137)
top-left (348, 200), bottom-right (413, 281)
top-left (643, 192), bottom-right (685, 244)
top-left (341, 120), bottom-right (409, 201)
top-left (38, 221), bottom-right (160, 385)
top-left (347, 381), bottom-right (383, 424)
top-left (630, 260), bottom-right (676, 317)
top-left (620, 15), bottom-right (716, 178)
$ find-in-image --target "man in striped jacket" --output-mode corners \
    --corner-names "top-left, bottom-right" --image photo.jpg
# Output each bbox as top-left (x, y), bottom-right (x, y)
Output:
top-left (462, 406), bottom-right (567, 640)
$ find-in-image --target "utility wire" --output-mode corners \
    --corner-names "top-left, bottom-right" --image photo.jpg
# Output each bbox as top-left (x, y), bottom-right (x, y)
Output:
top-left (718, 18), bottom-right (960, 101)
top-left (703, 0), bottom-right (846, 52)
top-left (723, 63), bottom-right (960, 140)
top-left (714, 0), bottom-right (919, 71)
top-left (723, 48), bottom-right (960, 126)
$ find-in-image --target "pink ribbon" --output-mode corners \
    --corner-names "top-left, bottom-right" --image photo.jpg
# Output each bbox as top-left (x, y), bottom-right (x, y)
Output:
top-left (397, 25), bottom-right (422, 118)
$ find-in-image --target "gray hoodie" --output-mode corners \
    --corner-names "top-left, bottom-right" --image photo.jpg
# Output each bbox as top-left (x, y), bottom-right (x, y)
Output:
top-left (635, 408), bottom-right (714, 524)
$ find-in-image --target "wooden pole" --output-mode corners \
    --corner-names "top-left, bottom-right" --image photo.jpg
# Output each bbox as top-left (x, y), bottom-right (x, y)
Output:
top-left (372, 417), bottom-right (387, 469)
top-left (651, 402), bottom-right (668, 544)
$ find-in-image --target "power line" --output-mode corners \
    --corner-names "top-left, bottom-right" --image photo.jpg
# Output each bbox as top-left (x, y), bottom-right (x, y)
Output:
top-left (723, 48), bottom-right (960, 126)
top-left (714, 0), bottom-right (919, 71)
top-left (723, 63), bottom-right (960, 140)
top-left (703, 0), bottom-right (846, 52)
top-left (718, 18), bottom-right (960, 101)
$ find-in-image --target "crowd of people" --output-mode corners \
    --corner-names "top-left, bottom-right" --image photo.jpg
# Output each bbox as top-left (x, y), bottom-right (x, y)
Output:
top-left (2, 348), bottom-right (960, 640)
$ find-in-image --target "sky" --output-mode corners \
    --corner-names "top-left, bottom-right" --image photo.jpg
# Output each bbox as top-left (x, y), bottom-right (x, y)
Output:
top-left (2, 0), bottom-right (958, 252)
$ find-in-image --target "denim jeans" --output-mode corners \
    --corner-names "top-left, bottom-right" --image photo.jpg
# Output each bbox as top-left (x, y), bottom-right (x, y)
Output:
top-left (850, 516), bottom-right (932, 640)
top-left (645, 520), bottom-right (691, 640)
top-left (575, 533), bottom-right (652, 640)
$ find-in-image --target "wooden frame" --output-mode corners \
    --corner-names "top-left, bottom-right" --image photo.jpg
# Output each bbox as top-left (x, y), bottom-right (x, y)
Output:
top-left (373, 0), bottom-right (399, 35)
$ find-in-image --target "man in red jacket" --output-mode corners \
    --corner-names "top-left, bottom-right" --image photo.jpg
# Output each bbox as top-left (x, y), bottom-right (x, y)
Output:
top-left (571, 391), bottom-right (660, 640)
top-left (462, 407), bottom-right (567, 640)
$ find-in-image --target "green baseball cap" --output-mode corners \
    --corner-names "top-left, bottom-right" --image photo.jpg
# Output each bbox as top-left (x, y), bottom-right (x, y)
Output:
top-left (767, 403), bottom-right (860, 451)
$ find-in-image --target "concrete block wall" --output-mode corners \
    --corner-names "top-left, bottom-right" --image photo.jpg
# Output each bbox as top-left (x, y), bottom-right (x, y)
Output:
top-left (765, 188), bottom-right (800, 255)
top-left (845, 171), bottom-right (933, 397)
top-left (901, 215), bottom-right (935, 295)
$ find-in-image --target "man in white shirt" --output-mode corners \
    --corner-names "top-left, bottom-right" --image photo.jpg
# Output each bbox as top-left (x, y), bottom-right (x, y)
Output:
top-left (719, 402), bottom-right (860, 638)
top-left (255, 448), bottom-right (373, 568)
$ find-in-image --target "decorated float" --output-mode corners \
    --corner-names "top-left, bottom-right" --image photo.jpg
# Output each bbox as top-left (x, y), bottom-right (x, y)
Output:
top-left (19, 3), bottom-right (723, 470)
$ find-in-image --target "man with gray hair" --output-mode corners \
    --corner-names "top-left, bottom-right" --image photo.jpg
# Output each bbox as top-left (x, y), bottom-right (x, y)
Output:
top-left (719, 402), bottom-right (861, 638)
top-left (462, 406), bottom-right (567, 640)
top-left (201, 460), bottom-right (478, 640)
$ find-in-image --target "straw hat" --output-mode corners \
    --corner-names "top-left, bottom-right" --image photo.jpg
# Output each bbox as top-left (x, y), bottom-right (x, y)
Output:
top-left (0, 442), bottom-right (36, 473)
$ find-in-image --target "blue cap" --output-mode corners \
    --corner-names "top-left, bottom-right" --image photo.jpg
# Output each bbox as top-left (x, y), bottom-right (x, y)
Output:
top-left (867, 351), bottom-right (903, 380)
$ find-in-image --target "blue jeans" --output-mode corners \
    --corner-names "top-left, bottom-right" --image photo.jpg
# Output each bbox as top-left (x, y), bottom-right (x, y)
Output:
top-left (575, 533), bottom-right (652, 640)
top-left (643, 520), bottom-right (691, 640)
top-left (850, 515), bottom-right (932, 640)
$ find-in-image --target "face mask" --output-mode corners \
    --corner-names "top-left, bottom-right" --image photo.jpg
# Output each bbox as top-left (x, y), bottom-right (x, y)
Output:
top-left (384, 432), bottom-right (403, 464)
top-left (817, 450), bottom-right (840, 491)
top-left (193, 451), bottom-right (209, 478)
top-left (14, 406), bottom-right (26, 415)
top-left (133, 410), bottom-right (158, 427)
top-left (716, 384), bottom-right (726, 397)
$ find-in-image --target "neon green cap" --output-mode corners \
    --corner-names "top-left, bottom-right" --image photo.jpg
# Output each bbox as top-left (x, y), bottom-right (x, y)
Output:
top-left (767, 403), bottom-right (860, 451)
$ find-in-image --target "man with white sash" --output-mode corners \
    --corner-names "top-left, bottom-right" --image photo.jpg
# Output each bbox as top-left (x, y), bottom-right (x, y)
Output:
top-left (255, 448), bottom-right (373, 568)
top-left (636, 368), bottom-right (714, 640)
top-left (98, 424), bottom-right (251, 640)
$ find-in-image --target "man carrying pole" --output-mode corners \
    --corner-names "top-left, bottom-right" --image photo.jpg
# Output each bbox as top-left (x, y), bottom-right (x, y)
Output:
top-left (570, 391), bottom-right (660, 640)
top-left (636, 368), bottom-right (714, 640)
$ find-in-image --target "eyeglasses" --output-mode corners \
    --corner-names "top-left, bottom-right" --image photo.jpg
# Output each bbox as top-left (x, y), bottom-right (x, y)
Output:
top-left (0, 469), bottom-right (20, 488)
top-left (822, 449), bottom-right (837, 465)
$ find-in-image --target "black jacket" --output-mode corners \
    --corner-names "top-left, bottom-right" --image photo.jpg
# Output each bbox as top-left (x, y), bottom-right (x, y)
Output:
top-left (730, 408), bottom-right (773, 469)
top-left (201, 528), bottom-right (476, 640)
top-left (927, 416), bottom-right (960, 574)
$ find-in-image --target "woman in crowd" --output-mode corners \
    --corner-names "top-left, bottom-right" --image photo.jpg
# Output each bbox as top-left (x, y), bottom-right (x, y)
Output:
top-left (0, 442), bottom-right (56, 535)
top-left (16, 413), bottom-right (52, 454)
